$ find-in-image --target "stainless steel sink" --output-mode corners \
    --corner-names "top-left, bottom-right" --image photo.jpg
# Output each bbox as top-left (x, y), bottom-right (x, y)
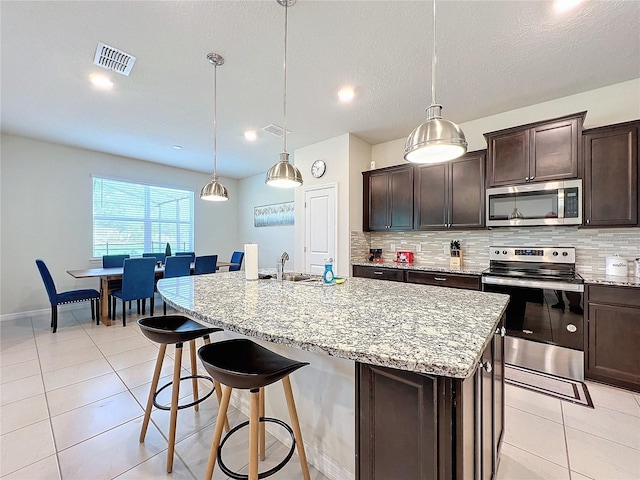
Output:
top-left (282, 273), bottom-right (313, 282)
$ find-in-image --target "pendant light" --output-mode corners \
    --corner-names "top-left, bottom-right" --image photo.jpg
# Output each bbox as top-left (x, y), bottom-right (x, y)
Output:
top-left (404, 0), bottom-right (467, 164)
top-left (265, 0), bottom-right (303, 188)
top-left (201, 53), bottom-right (229, 201)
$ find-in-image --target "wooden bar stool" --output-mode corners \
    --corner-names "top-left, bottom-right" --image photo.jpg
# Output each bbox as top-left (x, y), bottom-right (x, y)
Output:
top-left (137, 315), bottom-right (229, 473)
top-left (198, 338), bottom-right (311, 480)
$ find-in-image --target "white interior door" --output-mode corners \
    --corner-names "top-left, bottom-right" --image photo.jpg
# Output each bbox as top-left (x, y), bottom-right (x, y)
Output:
top-left (305, 185), bottom-right (337, 275)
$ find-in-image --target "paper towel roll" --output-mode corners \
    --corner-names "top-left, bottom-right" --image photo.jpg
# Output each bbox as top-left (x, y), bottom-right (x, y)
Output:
top-left (244, 243), bottom-right (259, 280)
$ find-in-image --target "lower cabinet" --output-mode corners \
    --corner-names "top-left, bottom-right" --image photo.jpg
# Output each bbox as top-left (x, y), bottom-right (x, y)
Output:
top-left (352, 265), bottom-right (405, 282)
top-left (586, 284), bottom-right (640, 392)
top-left (353, 265), bottom-right (481, 290)
top-left (356, 318), bottom-right (505, 480)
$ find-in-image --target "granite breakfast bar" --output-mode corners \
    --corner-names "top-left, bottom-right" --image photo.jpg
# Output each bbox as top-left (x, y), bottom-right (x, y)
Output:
top-left (157, 271), bottom-right (509, 480)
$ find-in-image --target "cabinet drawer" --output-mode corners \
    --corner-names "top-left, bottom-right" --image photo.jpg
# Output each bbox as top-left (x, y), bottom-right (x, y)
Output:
top-left (588, 285), bottom-right (640, 308)
top-left (406, 271), bottom-right (481, 291)
top-left (352, 265), bottom-right (405, 282)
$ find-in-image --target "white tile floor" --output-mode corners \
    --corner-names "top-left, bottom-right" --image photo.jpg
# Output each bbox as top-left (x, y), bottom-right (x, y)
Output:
top-left (1, 305), bottom-right (639, 480)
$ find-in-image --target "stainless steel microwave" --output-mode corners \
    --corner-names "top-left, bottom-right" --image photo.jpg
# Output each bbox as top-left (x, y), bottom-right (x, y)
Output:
top-left (486, 179), bottom-right (582, 227)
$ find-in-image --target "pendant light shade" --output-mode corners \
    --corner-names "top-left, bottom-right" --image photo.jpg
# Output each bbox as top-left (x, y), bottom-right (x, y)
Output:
top-left (404, 0), bottom-right (467, 164)
top-left (265, 0), bottom-right (303, 188)
top-left (266, 152), bottom-right (303, 188)
top-left (201, 53), bottom-right (229, 202)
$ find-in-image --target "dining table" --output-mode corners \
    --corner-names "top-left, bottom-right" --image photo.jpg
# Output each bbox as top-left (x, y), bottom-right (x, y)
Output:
top-left (67, 261), bottom-right (239, 325)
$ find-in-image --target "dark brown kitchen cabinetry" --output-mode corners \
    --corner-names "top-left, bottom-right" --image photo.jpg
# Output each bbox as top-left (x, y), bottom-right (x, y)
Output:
top-left (356, 318), bottom-right (504, 480)
top-left (405, 270), bottom-right (481, 291)
top-left (414, 150), bottom-right (485, 230)
top-left (485, 112), bottom-right (585, 187)
top-left (583, 121), bottom-right (639, 227)
top-left (353, 265), bottom-right (481, 290)
top-left (352, 265), bottom-right (405, 282)
top-left (363, 165), bottom-right (413, 231)
top-left (585, 284), bottom-right (640, 392)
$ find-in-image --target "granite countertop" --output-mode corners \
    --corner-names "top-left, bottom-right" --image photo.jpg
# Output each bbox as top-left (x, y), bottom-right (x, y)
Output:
top-left (158, 272), bottom-right (509, 379)
top-left (351, 261), bottom-right (486, 276)
top-left (579, 272), bottom-right (640, 288)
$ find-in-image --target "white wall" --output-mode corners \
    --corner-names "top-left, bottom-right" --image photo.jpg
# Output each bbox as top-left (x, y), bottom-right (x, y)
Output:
top-left (0, 134), bottom-right (239, 315)
top-left (237, 172), bottom-right (295, 269)
top-left (293, 134), bottom-right (351, 277)
top-left (372, 78), bottom-right (640, 169)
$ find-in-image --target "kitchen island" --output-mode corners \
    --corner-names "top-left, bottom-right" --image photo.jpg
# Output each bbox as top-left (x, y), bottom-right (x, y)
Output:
top-left (158, 272), bottom-right (509, 480)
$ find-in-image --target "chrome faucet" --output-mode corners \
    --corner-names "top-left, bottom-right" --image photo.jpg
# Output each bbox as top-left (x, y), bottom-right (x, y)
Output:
top-left (277, 252), bottom-right (289, 281)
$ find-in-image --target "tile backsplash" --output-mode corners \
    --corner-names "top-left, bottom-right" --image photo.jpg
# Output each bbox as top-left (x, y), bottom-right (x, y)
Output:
top-left (351, 227), bottom-right (639, 276)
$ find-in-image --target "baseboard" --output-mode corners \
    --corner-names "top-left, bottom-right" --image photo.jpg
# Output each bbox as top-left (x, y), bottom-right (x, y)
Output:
top-left (230, 392), bottom-right (354, 480)
top-left (0, 304), bottom-right (84, 322)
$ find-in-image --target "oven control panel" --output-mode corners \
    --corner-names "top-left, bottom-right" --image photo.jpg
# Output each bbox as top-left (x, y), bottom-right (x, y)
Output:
top-left (489, 247), bottom-right (576, 264)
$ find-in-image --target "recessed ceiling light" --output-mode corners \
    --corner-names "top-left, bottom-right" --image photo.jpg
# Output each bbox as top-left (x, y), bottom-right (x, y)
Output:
top-left (338, 87), bottom-right (355, 103)
top-left (244, 130), bottom-right (257, 141)
top-left (90, 73), bottom-right (113, 89)
top-left (554, 0), bottom-right (583, 13)
top-left (172, 145), bottom-right (183, 150)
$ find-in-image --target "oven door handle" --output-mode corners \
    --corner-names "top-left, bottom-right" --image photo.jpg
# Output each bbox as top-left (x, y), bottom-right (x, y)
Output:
top-left (482, 275), bottom-right (584, 292)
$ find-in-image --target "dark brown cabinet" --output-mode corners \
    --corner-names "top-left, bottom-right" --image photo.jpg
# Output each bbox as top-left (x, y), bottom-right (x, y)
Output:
top-left (405, 270), bottom-right (481, 291)
top-left (352, 265), bottom-right (405, 282)
top-left (356, 319), bottom-right (504, 480)
top-left (414, 151), bottom-right (485, 230)
top-left (363, 165), bottom-right (413, 231)
top-left (583, 121), bottom-right (639, 227)
top-left (485, 112), bottom-right (585, 187)
top-left (585, 284), bottom-right (640, 392)
top-left (353, 265), bottom-right (481, 290)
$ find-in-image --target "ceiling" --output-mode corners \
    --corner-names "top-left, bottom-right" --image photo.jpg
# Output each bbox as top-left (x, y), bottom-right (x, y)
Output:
top-left (1, 1), bottom-right (639, 180)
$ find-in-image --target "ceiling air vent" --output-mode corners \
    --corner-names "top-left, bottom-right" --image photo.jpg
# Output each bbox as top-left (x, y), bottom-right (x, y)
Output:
top-left (93, 42), bottom-right (136, 76)
top-left (262, 124), bottom-right (291, 138)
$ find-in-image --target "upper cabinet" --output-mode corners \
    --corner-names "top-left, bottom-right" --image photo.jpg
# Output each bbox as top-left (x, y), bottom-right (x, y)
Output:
top-left (363, 165), bottom-right (413, 231)
top-left (583, 121), bottom-right (639, 227)
top-left (414, 150), bottom-right (485, 230)
top-left (485, 112), bottom-right (586, 187)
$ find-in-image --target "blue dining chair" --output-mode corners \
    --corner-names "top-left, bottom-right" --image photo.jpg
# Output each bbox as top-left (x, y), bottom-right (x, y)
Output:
top-left (194, 255), bottom-right (218, 275)
top-left (162, 255), bottom-right (192, 314)
top-left (143, 252), bottom-right (167, 265)
top-left (111, 257), bottom-right (156, 326)
top-left (229, 251), bottom-right (244, 271)
top-left (175, 251), bottom-right (196, 262)
top-left (102, 254), bottom-right (130, 318)
top-left (35, 259), bottom-right (101, 333)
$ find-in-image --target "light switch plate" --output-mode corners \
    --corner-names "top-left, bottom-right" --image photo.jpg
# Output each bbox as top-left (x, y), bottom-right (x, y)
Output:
top-left (416, 244), bottom-right (422, 252)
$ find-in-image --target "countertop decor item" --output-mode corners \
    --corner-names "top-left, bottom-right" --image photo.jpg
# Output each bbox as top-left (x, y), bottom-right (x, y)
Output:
top-left (403, 0), bottom-right (467, 164)
top-left (605, 254), bottom-right (628, 277)
top-left (265, 0), bottom-right (303, 188)
top-left (200, 53), bottom-right (229, 201)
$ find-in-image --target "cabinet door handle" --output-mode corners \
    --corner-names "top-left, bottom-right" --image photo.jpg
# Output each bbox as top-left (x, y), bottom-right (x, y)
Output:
top-left (434, 277), bottom-right (447, 281)
top-left (373, 271), bottom-right (384, 275)
top-left (525, 176), bottom-right (529, 181)
top-left (496, 326), bottom-right (506, 337)
top-left (530, 176), bottom-right (535, 180)
top-left (480, 361), bottom-right (493, 373)
top-left (586, 219), bottom-right (590, 224)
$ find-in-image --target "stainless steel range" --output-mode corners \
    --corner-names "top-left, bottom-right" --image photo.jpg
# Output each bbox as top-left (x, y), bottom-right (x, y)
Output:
top-left (482, 247), bottom-right (584, 381)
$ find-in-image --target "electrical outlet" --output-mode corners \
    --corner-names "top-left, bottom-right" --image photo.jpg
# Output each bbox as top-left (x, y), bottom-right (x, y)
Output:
top-left (444, 244), bottom-right (449, 255)
top-left (390, 243), bottom-right (396, 251)
top-left (370, 161), bottom-right (376, 170)
top-left (416, 244), bottom-right (422, 253)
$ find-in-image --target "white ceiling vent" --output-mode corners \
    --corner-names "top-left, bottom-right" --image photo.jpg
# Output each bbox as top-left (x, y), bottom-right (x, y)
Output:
top-left (262, 124), bottom-right (291, 138)
top-left (93, 42), bottom-right (136, 76)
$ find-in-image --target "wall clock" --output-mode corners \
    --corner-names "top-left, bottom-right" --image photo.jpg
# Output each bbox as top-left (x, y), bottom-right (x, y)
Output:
top-left (311, 159), bottom-right (326, 178)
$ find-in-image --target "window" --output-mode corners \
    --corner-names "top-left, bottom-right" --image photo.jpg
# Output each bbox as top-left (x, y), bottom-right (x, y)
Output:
top-left (92, 177), bottom-right (194, 257)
